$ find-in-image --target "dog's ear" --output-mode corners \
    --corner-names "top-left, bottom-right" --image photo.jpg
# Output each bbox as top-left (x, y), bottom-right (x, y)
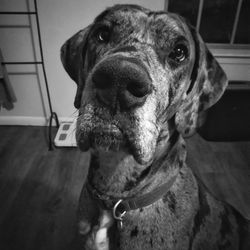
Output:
top-left (60, 25), bottom-right (91, 109)
top-left (175, 26), bottom-right (228, 137)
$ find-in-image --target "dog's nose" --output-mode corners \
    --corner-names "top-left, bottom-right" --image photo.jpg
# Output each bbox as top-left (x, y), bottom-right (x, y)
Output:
top-left (92, 57), bottom-right (152, 110)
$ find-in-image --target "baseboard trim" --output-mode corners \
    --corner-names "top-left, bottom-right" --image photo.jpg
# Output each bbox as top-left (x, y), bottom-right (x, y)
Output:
top-left (0, 116), bottom-right (75, 126)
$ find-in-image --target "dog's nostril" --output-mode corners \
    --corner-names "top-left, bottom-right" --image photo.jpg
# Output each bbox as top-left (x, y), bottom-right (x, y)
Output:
top-left (127, 80), bottom-right (150, 98)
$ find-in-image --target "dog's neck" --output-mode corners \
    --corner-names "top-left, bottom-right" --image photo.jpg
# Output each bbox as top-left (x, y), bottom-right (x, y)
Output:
top-left (87, 130), bottom-right (187, 199)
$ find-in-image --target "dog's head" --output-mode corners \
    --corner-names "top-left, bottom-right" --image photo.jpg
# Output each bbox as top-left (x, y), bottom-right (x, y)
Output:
top-left (61, 5), bottom-right (227, 166)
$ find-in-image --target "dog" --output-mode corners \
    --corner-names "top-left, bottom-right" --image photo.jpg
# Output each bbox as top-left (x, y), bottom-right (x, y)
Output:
top-left (61, 4), bottom-right (250, 250)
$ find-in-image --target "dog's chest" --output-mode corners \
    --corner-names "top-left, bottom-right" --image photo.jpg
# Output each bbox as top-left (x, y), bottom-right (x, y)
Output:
top-left (117, 199), bottom-right (198, 250)
top-left (84, 166), bottom-right (240, 250)
top-left (106, 168), bottom-right (199, 250)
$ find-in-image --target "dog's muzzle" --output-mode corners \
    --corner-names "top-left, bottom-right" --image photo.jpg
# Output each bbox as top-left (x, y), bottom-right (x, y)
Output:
top-left (92, 56), bottom-right (152, 111)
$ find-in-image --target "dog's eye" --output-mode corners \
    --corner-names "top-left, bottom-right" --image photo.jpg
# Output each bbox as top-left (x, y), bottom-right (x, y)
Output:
top-left (95, 27), bottom-right (110, 43)
top-left (169, 44), bottom-right (188, 63)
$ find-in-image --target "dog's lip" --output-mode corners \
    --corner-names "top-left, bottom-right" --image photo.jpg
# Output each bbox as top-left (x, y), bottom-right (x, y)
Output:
top-left (94, 124), bottom-right (122, 134)
top-left (77, 123), bottom-right (126, 152)
top-left (91, 124), bottom-right (124, 140)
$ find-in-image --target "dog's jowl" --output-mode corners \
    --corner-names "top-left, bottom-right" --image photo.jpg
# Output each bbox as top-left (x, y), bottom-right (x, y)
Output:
top-left (61, 4), bottom-right (249, 250)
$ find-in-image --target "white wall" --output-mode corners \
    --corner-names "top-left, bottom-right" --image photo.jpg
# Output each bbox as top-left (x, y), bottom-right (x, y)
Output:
top-left (0, 0), bottom-right (165, 125)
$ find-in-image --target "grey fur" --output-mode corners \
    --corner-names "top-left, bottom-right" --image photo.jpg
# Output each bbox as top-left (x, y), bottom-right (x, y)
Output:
top-left (61, 4), bottom-right (249, 250)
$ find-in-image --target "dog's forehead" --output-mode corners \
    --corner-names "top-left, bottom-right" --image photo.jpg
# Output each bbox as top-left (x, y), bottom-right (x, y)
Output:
top-left (94, 5), bottom-right (190, 39)
top-left (94, 4), bottom-right (149, 23)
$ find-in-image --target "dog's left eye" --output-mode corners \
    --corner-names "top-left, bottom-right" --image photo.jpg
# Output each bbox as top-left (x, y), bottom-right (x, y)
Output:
top-left (95, 27), bottom-right (110, 43)
top-left (169, 44), bottom-right (188, 63)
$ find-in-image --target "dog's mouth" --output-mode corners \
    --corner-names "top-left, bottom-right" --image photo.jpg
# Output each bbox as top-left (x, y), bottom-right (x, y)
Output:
top-left (76, 106), bottom-right (158, 165)
top-left (77, 123), bottom-right (126, 152)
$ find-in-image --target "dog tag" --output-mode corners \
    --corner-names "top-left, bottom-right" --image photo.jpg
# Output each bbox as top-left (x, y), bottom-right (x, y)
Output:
top-left (117, 219), bottom-right (123, 230)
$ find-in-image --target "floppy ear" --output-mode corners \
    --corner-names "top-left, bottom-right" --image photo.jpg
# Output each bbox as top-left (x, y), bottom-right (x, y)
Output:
top-left (175, 26), bottom-right (228, 137)
top-left (60, 25), bottom-right (91, 109)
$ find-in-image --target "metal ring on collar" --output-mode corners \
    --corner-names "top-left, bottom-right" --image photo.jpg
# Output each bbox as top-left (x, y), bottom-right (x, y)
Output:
top-left (113, 199), bottom-right (127, 221)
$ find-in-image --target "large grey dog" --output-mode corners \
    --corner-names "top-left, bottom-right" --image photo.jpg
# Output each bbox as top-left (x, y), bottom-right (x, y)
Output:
top-left (61, 4), bottom-right (249, 250)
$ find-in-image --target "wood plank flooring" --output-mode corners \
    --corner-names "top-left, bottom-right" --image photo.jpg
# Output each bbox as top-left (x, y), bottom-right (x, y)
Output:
top-left (0, 126), bottom-right (89, 250)
top-left (187, 134), bottom-right (250, 220)
top-left (0, 126), bottom-right (249, 250)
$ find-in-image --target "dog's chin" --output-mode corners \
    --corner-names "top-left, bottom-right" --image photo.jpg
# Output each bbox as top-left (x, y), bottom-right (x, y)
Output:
top-left (77, 130), bottom-right (154, 165)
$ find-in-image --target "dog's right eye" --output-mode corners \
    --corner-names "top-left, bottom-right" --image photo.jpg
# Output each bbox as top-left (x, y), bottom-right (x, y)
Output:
top-left (169, 44), bottom-right (189, 64)
top-left (95, 27), bottom-right (110, 43)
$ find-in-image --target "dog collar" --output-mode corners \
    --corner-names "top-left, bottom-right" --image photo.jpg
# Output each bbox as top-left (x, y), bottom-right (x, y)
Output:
top-left (86, 173), bottom-right (178, 229)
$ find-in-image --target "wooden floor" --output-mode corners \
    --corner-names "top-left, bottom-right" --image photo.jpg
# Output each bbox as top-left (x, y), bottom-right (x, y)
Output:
top-left (0, 126), bottom-right (89, 250)
top-left (187, 134), bottom-right (250, 220)
top-left (0, 126), bottom-right (249, 250)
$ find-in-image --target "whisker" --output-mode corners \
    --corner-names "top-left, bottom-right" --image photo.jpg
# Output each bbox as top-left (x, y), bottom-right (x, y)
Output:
top-left (68, 127), bottom-right (77, 137)
top-left (68, 110), bottom-right (79, 118)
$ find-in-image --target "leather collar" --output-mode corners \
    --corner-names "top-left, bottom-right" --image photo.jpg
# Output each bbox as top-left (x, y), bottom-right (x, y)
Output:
top-left (87, 173), bottom-right (178, 221)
